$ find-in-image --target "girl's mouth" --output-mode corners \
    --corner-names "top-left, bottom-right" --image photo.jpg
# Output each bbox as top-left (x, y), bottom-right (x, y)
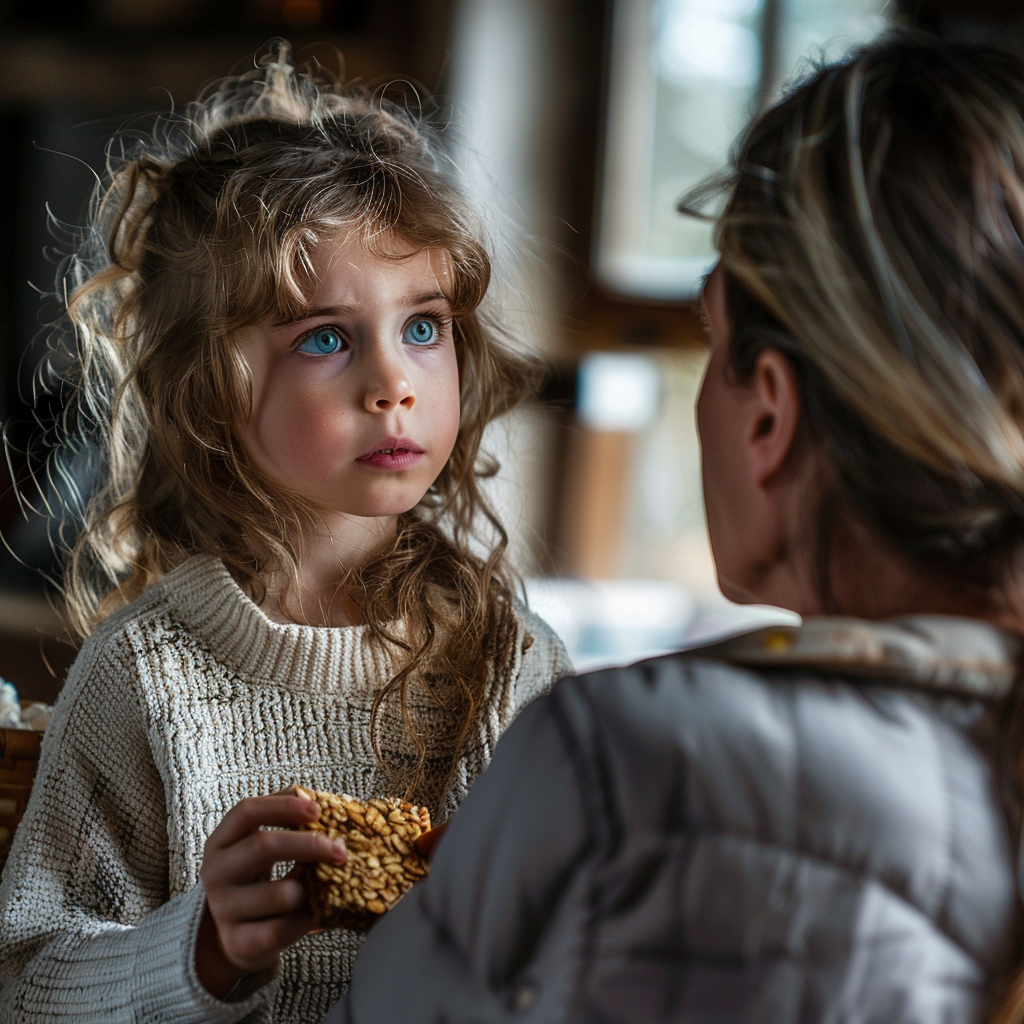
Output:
top-left (356, 438), bottom-right (425, 470)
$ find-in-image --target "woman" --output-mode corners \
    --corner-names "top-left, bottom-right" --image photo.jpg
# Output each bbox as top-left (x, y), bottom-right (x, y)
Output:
top-left (330, 33), bottom-right (1024, 1024)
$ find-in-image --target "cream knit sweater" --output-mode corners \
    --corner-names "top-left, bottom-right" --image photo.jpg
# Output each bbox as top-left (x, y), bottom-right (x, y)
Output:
top-left (0, 556), bottom-right (572, 1023)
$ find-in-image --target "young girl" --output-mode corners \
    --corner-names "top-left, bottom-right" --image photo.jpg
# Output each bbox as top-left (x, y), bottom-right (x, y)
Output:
top-left (0, 46), bottom-right (571, 1023)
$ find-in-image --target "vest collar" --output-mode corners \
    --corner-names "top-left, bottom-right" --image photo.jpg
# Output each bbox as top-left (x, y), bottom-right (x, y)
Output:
top-left (691, 615), bottom-right (1024, 699)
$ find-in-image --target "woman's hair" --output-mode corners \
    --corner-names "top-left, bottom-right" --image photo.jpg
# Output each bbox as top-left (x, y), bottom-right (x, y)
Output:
top-left (43, 43), bottom-right (541, 799)
top-left (688, 32), bottom-right (1024, 1020)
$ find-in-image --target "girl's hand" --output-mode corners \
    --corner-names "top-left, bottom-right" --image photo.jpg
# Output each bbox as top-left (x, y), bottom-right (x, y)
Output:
top-left (196, 792), bottom-right (347, 999)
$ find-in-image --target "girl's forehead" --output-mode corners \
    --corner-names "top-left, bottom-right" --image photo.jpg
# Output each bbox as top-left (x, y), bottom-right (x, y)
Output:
top-left (311, 232), bottom-right (453, 291)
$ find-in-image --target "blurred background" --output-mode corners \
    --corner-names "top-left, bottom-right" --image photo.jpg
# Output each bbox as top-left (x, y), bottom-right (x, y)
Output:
top-left (0, 0), bottom-right (1021, 697)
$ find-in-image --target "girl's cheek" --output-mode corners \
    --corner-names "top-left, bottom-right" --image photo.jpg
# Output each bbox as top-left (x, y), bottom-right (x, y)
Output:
top-left (440, 405), bottom-right (460, 461)
top-left (260, 392), bottom-right (353, 476)
top-left (433, 358), bottom-right (462, 455)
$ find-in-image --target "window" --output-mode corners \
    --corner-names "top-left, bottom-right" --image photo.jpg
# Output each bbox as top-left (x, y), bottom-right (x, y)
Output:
top-left (596, 0), bottom-right (888, 299)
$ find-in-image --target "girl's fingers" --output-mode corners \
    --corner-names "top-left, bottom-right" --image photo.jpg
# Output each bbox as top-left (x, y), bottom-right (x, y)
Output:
top-left (206, 794), bottom-right (320, 851)
top-left (204, 828), bottom-right (346, 888)
top-left (414, 821), bottom-right (450, 861)
top-left (208, 877), bottom-right (307, 923)
top-left (221, 912), bottom-right (318, 974)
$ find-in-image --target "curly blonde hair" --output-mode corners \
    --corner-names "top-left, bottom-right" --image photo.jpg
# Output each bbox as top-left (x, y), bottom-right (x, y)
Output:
top-left (46, 44), bottom-right (541, 794)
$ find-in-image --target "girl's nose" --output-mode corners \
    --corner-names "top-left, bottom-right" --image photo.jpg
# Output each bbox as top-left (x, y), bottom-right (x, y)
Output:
top-left (362, 347), bottom-right (416, 413)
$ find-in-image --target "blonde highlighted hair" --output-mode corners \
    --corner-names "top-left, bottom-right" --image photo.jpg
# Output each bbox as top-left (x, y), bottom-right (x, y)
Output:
top-left (686, 31), bottom-right (1024, 1020)
top-left (44, 44), bottom-right (541, 796)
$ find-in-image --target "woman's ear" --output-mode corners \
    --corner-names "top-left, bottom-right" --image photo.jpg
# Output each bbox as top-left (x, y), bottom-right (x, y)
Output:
top-left (746, 348), bottom-right (802, 487)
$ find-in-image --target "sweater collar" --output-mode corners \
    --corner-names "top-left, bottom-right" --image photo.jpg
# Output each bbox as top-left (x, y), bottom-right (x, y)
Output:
top-left (156, 555), bottom-right (392, 693)
top-left (692, 615), bottom-right (1024, 699)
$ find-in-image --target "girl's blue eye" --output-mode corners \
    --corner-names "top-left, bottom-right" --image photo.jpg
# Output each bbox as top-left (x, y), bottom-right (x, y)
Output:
top-left (404, 318), bottom-right (438, 346)
top-left (298, 326), bottom-right (344, 355)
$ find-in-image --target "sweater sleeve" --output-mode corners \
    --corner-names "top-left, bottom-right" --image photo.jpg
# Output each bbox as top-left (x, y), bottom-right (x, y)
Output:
top-left (0, 622), bottom-right (272, 1024)
top-left (331, 690), bottom-right (594, 1024)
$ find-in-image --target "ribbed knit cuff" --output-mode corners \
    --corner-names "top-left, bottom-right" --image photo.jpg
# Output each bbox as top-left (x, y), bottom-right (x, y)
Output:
top-left (133, 882), bottom-right (278, 1023)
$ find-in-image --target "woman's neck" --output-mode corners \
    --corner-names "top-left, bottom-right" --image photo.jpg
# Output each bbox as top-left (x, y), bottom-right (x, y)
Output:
top-left (258, 512), bottom-right (398, 627)
top-left (781, 514), bottom-right (1024, 636)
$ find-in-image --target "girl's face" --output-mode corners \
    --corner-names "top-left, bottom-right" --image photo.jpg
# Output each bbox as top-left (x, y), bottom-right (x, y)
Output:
top-left (235, 233), bottom-right (461, 521)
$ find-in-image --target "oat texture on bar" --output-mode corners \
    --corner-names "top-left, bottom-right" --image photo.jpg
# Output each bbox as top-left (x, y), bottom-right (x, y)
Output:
top-left (289, 785), bottom-right (431, 930)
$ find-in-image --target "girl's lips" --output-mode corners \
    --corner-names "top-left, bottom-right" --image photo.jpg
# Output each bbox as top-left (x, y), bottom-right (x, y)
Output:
top-left (355, 439), bottom-right (425, 470)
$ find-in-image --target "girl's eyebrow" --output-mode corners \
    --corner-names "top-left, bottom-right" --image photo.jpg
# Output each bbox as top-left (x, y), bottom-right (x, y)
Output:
top-left (407, 290), bottom-right (450, 305)
top-left (273, 305), bottom-right (354, 326)
top-left (275, 292), bottom-right (452, 327)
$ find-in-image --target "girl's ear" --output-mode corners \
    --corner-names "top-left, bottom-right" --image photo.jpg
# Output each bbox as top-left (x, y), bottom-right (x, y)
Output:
top-left (746, 347), bottom-right (802, 488)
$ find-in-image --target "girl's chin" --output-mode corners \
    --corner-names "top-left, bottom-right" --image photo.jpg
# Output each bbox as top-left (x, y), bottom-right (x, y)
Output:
top-left (310, 492), bottom-right (432, 521)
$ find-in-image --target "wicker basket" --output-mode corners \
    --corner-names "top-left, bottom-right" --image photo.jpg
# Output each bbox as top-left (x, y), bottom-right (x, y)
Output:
top-left (0, 723), bottom-right (43, 874)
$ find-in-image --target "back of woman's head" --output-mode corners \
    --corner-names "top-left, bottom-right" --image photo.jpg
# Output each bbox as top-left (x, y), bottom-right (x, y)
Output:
top-left (709, 32), bottom-right (1024, 600)
top-left (706, 34), bottom-right (1024, 1020)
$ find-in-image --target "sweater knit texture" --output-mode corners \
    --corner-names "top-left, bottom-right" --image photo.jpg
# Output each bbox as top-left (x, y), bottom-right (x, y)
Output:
top-left (0, 555), bottom-right (572, 1023)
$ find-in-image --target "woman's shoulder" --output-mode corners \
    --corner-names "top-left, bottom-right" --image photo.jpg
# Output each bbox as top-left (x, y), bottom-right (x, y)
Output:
top-left (565, 613), bottom-right (1018, 720)
top-left (550, 650), bottom-right (793, 783)
top-left (546, 616), bottom-right (1012, 878)
top-left (538, 614), bottom-right (1013, 829)
top-left (540, 617), bottom-right (1016, 965)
